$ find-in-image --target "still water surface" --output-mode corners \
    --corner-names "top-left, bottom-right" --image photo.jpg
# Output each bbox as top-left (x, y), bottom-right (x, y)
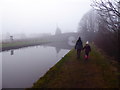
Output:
top-left (2, 45), bottom-right (70, 88)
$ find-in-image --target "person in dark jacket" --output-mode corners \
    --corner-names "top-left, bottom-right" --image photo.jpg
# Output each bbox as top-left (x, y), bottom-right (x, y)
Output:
top-left (83, 41), bottom-right (91, 60)
top-left (75, 37), bottom-right (83, 59)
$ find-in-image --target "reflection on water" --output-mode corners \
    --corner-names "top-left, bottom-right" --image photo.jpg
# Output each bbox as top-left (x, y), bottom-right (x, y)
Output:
top-left (10, 50), bottom-right (14, 55)
top-left (44, 41), bottom-right (74, 53)
top-left (2, 43), bottom-right (71, 88)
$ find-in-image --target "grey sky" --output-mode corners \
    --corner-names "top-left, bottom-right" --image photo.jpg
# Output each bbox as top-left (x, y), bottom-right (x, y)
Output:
top-left (1, 0), bottom-right (92, 35)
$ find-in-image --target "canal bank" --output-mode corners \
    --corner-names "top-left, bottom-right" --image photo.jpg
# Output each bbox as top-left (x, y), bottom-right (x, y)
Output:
top-left (30, 45), bottom-right (119, 88)
top-left (1, 41), bottom-right (51, 51)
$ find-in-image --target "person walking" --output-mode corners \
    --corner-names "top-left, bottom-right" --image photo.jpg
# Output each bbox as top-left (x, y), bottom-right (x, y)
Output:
top-left (83, 41), bottom-right (91, 60)
top-left (75, 37), bottom-right (83, 59)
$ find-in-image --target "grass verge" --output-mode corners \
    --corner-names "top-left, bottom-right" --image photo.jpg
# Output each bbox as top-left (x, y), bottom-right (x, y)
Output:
top-left (28, 44), bottom-right (119, 88)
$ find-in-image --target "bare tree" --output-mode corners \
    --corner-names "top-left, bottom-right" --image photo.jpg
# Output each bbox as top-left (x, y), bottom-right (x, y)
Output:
top-left (91, 0), bottom-right (120, 87)
top-left (78, 9), bottom-right (99, 41)
top-left (91, 0), bottom-right (120, 61)
top-left (91, 0), bottom-right (120, 31)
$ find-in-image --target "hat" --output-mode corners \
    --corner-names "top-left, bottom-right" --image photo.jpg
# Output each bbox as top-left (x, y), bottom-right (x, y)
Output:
top-left (86, 41), bottom-right (89, 44)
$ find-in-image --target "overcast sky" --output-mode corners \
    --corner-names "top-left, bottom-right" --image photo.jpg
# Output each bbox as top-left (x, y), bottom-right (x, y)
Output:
top-left (0, 0), bottom-right (92, 35)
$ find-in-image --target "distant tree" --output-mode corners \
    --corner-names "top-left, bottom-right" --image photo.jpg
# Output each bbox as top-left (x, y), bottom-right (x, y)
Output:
top-left (78, 9), bottom-right (98, 42)
top-left (91, 0), bottom-right (120, 61)
top-left (78, 7), bottom-right (119, 60)
top-left (10, 36), bottom-right (13, 41)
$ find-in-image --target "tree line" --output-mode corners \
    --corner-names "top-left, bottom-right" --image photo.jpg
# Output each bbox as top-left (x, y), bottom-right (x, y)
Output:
top-left (78, 0), bottom-right (120, 62)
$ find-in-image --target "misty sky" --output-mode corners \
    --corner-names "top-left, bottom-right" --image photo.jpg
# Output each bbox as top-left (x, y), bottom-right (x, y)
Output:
top-left (0, 0), bottom-right (92, 35)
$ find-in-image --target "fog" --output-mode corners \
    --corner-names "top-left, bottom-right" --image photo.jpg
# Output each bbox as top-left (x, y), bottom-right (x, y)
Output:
top-left (1, 0), bottom-right (119, 88)
top-left (0, 0), bottom-right (91, 36)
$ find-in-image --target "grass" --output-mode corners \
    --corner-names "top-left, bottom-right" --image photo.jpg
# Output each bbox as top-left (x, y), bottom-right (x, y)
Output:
top-left (1, 40), bottom-right (51, 51)
top-left (2, 42), bottom-right (31, 47)
top-left (28, 44), bottom-right (119, 88)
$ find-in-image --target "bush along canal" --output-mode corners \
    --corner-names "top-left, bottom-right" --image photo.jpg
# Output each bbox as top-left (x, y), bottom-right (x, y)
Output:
top-left (29, 44), bottom-right (119, 88)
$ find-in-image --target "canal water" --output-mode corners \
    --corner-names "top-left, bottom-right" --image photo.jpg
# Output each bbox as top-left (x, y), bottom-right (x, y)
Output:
top-left (2, 43), bottom-right (72, 88)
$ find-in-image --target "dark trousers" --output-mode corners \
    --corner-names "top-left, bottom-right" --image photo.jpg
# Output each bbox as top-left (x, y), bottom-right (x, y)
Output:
top-left (85, 51), bottom-right (89, 56)
top-left (85, 51), bottom-right (89, 60)
top-left (77, 49), bottom-right (81, 59)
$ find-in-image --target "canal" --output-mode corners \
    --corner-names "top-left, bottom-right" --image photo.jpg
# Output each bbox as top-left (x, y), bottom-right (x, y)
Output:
top-left (2, 42), bottom-right (73, 88)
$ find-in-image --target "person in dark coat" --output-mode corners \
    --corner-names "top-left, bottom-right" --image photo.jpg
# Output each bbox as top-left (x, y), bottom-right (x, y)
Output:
top-left (83, 41), bottom-right (91, 60)
top-left (75, 37), bottom-right (83, 59)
